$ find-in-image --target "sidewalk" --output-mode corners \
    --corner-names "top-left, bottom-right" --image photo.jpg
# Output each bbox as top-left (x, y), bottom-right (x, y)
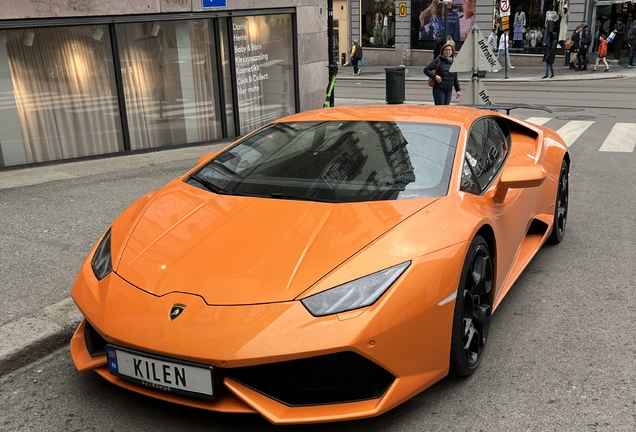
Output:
top-left (338, 60), bottom-right (636, 82)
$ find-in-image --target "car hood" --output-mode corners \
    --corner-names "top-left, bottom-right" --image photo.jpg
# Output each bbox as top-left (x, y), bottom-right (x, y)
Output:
top-left (115, 181), bottom-right (437, 305)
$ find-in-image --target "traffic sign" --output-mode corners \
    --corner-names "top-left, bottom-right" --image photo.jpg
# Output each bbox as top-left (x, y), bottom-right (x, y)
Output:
top-left (399, 2), bottom-right (407, 17)
top-left (500, 0), bottom-right (511, 17)
top-left (203, 0), bottom-right (227, 8)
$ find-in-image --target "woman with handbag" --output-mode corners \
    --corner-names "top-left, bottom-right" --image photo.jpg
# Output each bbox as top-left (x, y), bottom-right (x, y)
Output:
top-left (423, 43), bottom-right (461, 105)
top-left (569, 26), bottom-right (581, 70)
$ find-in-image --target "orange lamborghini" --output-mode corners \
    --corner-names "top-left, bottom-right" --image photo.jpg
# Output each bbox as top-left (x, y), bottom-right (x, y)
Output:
top-left (70, 105), bottom-right (569, 424)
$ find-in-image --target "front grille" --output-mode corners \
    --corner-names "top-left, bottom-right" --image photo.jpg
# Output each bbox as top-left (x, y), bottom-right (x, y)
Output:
top-left (225, 351), bottom-right (395, 406)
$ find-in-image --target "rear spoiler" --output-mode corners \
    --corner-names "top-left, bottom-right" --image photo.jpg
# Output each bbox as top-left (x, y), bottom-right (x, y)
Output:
top-left (468, 104), bottom-right (553, 115)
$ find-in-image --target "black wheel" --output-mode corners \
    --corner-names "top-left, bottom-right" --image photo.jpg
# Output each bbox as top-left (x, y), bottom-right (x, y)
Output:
top-left (449, 235), bottom-right (493, 377)
top-left (547, 159), bottom-right (569, 244)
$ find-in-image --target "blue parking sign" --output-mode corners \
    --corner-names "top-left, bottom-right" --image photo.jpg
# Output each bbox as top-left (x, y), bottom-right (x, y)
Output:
top-left (203, 0), bottom-right (227, 7)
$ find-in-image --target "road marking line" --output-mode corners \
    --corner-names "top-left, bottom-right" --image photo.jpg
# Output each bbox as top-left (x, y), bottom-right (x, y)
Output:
top-left (556, 121), bottom-right (594, 147)
top-left (599, 123), bottom-right (636, 152)
top-left (525, 117), bottom-right (551, 126)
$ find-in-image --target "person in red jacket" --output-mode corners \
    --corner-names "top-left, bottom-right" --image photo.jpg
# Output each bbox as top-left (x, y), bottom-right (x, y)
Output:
top-left (593, 34), bottom-right (611, 72)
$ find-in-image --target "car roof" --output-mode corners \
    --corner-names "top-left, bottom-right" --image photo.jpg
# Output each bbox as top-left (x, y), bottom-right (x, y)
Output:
top-left (275, 105), bottom-right (493, 127)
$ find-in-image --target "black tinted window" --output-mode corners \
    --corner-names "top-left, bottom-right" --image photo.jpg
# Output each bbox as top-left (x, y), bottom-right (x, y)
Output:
top-left (188, 121), bottom-right (459, 203)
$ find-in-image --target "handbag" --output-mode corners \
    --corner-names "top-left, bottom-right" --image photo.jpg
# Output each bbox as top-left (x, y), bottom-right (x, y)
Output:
top-left (427, 59), bottom-right (440, 88)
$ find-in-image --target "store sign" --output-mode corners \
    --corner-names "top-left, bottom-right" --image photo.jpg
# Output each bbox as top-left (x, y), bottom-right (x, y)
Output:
top-left (399, 2), bottom-right (407, 17)
top-left (202, 0), bottom-right (227, 8)
top-left (501, 16), bottom-right (510, 30)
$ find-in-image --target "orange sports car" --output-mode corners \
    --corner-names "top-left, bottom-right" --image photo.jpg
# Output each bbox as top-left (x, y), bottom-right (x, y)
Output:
top-left (70, 105), bottom-right (569, 424)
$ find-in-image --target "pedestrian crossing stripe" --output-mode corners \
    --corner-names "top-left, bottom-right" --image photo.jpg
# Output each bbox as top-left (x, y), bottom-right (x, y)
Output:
top-left (555, 121), bottom-right (594, 147)
top-left (599, 123), bottom-right (636, 152)
top-left (522, 117), bottom-right (636, 153)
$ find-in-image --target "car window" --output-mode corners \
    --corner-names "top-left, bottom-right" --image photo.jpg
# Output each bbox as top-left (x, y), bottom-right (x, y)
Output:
top-left (461, 118), bottom-right (508, 194)
top-left (188, 121), bottom-right (460, 203)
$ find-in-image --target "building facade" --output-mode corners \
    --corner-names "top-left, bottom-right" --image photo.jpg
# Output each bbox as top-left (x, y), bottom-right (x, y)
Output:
top-left (0, 0), bottom-right (329, 168)
top-left (349, 0), bottom-right (634, 65)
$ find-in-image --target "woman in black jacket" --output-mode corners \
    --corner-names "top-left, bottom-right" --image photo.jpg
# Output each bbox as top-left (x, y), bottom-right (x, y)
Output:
top-left (569, 26), bottom-right (581, 69)
top-left (542, 32), bottom-right (558, 78)
top-left (424, 43), bottom-right (461, 105)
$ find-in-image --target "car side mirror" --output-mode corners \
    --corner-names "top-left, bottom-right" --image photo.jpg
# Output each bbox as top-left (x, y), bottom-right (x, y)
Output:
top-left (197, 151), bottom-right (218, 165)
top-left (492, 165), bottom-right (546, 203)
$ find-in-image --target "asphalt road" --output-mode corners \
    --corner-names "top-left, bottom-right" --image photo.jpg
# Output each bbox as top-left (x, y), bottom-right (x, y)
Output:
top-left (1, 79), bottom-right (635, 430)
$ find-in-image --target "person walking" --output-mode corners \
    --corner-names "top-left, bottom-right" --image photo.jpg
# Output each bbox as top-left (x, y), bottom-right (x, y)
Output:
top-left (613, 17), bottom-right (626, 60)
top-left (496, 29), bottom-right (515, 69)
top-left (350, 40), bottom-right (362, 76)
top-left (569, 25), bottom-right (581, 69)
top-left (542, 32), bottom-right (557, 78)
top-left (592, 34), bottom-right (611, 72)
top-left (577, 22), bottom-right (592, 71)
top-left (424, 43), bottom-right (461, 105)
top-left (628, 21), bottom-right (636, 67)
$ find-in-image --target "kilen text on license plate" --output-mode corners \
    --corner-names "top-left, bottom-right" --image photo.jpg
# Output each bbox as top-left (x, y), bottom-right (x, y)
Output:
top-left (106, 346), bottom-right (214, 399)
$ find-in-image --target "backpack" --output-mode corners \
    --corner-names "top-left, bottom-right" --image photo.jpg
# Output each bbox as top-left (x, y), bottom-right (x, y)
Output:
top-left (353, 43), bottom-right (363, 59)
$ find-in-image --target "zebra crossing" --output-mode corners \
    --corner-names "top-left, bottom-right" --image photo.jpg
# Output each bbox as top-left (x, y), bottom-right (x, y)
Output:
top-left (522, 116), bottom-right (636, 153)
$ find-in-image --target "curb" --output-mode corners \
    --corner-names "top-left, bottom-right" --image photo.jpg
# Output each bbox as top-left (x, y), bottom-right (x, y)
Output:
top-left (0, 298), bottom-right (82, 376)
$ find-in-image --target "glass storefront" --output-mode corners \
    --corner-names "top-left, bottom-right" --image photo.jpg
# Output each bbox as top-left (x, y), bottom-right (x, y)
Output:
top-left (411, 0), bottom-right (477, 50)
top-left (0, 12), bottom-right (297, 168)
top-left (0, 25), bottom-right (123, 166)
top-left (231, 14), bottom-right (296, 135)
top-left (361, 0), bottom-right (396, 47)
top-left (117, 19), bottom-right (223, 150)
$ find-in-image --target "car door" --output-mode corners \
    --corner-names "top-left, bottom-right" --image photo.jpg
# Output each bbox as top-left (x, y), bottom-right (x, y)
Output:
top-left (461, 117), bottom-right (537, 297)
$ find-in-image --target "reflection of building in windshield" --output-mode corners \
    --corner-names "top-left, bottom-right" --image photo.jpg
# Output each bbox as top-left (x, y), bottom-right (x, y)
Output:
top-left (316, 122), bottom-right (415, 201)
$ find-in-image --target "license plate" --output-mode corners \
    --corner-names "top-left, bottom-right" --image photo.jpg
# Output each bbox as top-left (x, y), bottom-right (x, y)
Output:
top-left (106, 346), bottom-right (214, 399)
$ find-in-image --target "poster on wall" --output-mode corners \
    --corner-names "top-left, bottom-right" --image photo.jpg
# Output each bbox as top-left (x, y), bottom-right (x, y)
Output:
top-left (417, 0), bottom-right (476, 42)
top-left (232, 14), bottom-right (295, 136)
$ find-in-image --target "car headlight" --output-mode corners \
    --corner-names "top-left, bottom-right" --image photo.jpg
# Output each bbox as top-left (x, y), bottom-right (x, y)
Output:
top-left (91, 228), bottom-right (113, 281)
top-left (301, 262), bottom-right (411, 317)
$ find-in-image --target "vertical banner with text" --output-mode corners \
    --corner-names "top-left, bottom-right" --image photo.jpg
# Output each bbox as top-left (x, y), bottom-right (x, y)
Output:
top-left (232, 15), bottom-right (296, 135)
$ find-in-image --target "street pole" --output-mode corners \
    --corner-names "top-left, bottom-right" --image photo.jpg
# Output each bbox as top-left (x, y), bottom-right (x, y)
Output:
top-left (327, 0), bottom-right (335, 107)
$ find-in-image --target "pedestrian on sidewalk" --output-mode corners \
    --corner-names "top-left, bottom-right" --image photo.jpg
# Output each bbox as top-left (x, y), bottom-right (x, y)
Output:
top-left (424, 43), bottom-right (461, 105)
top-left (569, 25), bottom-right (581, 69)
top-left (350, 40), bottom-right (362, 76)
top-left (496, 29), bottom-right (515, 69)
top-left (488, 28), bottom-right (499, 72)
top-left (613, 17), bottom-right (626, 60)
top-left (577, 22), bottom-right (592, 71)
top-left (542, 32), bottom-right (557, 78)
top-left (627, 21), bottom-right (636, 67)
top-left (592, 34), bottom-right (611, 72)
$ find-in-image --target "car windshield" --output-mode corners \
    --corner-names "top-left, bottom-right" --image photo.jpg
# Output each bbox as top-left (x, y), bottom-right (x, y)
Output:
top-left (187, 121), bottom-right (459, 203)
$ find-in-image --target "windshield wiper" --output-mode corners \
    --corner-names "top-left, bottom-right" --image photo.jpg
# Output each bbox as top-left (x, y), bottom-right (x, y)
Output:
top-left (189, 174), bottom-right (227, 195)
top-left (269, 192), bottom-right (336, 203)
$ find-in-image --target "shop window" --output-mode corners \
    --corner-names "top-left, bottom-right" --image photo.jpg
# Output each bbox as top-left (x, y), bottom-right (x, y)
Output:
top-left (362, 0), bottom-right (396, 47)
top-left (0, 25), bottom-right (123, 166)
top-left (116, 19), bottom-right (223, 151)
top-left (411, 0), bottom-right (475, 50)
top-left (231, 14), bottom-right (296, 136)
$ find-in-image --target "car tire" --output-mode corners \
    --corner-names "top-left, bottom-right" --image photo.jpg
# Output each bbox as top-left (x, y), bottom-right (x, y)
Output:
top-left (449, 234), bottom-right (493, 377)
top-left (547, 159), bottom-right (569, 244)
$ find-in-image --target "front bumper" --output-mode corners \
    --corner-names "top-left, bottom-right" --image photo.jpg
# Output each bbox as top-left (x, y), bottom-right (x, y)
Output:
top-left (70, 243), bottom-right (466, 424)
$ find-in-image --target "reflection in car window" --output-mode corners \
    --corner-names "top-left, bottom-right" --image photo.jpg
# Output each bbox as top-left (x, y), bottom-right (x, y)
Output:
top-left (188, 121), bottom-right (460, 203)
top-left (461, 118), bottom-right (508, 194)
